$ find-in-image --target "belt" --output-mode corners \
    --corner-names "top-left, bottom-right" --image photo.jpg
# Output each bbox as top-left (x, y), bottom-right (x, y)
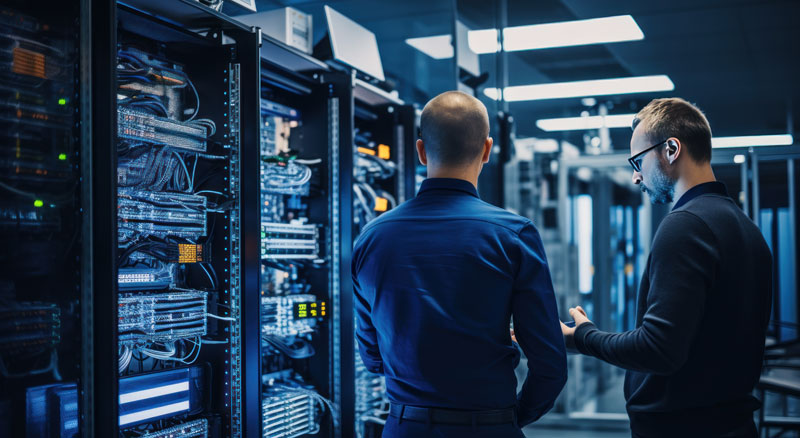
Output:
top-left (389, 403), bottom-right (516, 426)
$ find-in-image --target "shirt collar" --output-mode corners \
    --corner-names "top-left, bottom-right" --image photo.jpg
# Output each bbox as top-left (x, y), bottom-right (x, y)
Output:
top-left (418, 178), bottom-right (479, 198)
top-left (673, 181), bottom-right (728, 210)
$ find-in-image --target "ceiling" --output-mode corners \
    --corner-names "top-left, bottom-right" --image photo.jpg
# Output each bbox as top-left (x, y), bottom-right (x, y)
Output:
top-left (250, 0), bottom-right (800, 151)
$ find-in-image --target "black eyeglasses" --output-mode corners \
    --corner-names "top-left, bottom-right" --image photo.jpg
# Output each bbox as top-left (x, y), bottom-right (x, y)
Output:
top-left (628, 139), bottom-right (668, 172)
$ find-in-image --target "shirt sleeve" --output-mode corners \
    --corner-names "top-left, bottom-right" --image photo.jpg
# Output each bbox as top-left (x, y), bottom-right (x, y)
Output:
top-left (513, 223), bottom-right (568, 426)
top-left (352, 237), bottom-right (384, 375)
top-left (572, 211), bottom-right (719, 375)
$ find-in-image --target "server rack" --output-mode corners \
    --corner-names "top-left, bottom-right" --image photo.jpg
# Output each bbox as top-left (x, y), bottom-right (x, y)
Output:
top-left (254, 33), bottom-right (418, 438)
top-left (350, 80), bottom-right (417, 438)
top-left (1, 1), bottom-right (416, 435)
top-left (256, 33), bottom-right (356, 438)
top-left (90, 1), bottom-right (262, 437)
top-left (0, 1), bottom-right (88, 436)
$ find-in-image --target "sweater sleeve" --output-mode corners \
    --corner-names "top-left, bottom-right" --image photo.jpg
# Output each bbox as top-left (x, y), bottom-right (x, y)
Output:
top-left (572, 211), bottom-right (719, 375)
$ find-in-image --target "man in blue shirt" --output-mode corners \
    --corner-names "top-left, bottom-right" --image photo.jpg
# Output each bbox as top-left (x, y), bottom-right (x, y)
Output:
top-left (352, 90), bottom-right (567, 438)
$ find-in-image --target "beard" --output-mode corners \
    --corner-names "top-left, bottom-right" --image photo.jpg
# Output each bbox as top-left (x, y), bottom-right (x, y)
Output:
top-left (640, 161), bottom-right (675, 205)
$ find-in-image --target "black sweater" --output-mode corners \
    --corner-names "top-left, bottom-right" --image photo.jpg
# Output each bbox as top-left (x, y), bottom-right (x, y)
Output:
top-left (573, 182), bottom-right (772, 436)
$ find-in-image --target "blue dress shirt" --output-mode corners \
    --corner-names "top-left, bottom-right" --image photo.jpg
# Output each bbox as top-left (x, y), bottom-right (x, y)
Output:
top-left (352, 178), bottom-right (567, 426)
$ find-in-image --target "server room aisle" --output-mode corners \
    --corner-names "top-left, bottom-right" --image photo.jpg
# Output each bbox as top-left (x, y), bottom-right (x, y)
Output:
top-left (524, 428), bottom-right (629, 438)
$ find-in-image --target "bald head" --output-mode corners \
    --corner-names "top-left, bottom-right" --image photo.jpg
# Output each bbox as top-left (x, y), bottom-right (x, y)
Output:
top-left (419, 91), bottom-right (490, 167)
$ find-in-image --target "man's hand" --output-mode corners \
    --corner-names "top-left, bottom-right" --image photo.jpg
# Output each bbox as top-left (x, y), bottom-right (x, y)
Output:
top-left (560, 306), bottom-right (591, 336)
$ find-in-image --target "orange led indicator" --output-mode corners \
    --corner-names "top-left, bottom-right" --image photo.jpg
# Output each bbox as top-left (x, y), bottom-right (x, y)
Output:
top-left (378, 144), bottom-right (390, 160)
top-left (374, 197), bottom-right (388, 212)
top-left (357, 147), bottom-right (376, 156)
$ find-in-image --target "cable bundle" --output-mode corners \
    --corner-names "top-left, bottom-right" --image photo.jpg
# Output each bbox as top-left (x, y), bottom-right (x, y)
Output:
top-left (262, 160), bottom-right (312, 196)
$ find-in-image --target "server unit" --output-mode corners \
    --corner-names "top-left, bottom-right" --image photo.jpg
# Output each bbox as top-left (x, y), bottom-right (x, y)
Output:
top-left (0, 2), bottom-right (87, 436)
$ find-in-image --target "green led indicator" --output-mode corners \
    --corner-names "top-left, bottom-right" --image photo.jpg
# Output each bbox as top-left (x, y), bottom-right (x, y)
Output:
top-left (58, 98), bottom-right (67, 105)
top-left (58, 153), bottom-right (67, 160)
top-left (34, 200), bottom-right (44, 207)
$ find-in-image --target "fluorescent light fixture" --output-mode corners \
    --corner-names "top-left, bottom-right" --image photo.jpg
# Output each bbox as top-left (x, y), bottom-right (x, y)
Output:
top-left (712, 134), bottom-right (793, 148)
top-left (485, 75), bottom-right (674, 102)
top-left (501, 15), bottom-right (643, 52)
top-left (405, 35), bottom-right (453, 60)
top-left (119, 381), bottom-right (189, 404)
top-left (468, 28), bottom-right (499, 54)
top-left (119, 401), bottom-right (191, 426)
top-left (537, 114), bottom-right (636, 131)
top-left (734, 154), bottom-right (746, 164)
top-left (407, 15), bottom-right (643, 59)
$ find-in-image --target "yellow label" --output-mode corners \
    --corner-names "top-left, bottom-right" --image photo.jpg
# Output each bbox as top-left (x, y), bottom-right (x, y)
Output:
top-left (378, 144), bottom-right (390, 160)
top-left (374, 197), bottom-right (388, 212)
top-left (178, 244), bottom-right (201, 263)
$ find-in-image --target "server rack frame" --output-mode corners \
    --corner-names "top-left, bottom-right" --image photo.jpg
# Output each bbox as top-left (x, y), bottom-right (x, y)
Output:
top-left (350, 83), bottom-right (417, 438)
top-left (257, 42), bottom-right (357, 437)
top-left (0, 1), bottom-right (90, 435)
top-left (90, 1), bottom-right (262, 436)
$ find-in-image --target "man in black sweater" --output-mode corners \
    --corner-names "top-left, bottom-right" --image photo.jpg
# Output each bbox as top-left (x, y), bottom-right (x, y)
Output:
top-left (561, 98), bottom-right (773, 437)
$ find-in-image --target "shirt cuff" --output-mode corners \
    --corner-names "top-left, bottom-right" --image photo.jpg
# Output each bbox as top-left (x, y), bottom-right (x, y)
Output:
top-left (573, 322), bottom-right (598, 355)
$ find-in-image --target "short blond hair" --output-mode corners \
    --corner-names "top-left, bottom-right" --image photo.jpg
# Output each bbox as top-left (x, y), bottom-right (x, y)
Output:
top-left (632, 98), bottom-right (712, 163)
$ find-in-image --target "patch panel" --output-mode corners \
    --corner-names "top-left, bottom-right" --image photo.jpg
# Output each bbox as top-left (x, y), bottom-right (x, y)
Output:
top-left (0, 303), bottom-right (60, 354)
top-left (141, 418), bottom-right (209, 438)
top-left (261, 222), bottom-right (319, 260)
top-left (261, 221), bottom-right (318, 240)
top-left (262, 388), bottom-right (317, 438)
top-left (261, 239), bottom-right (319, 260)
top-left (118, 107), bottom-right (208, 152)
top-left (117, 188), bottom-right (207, 241)
top-left (118, 266), bottom-right (174, 291)
top-left (117, 146), bottom-right (195, 192)
top-left (118, 291), bottom-right (207, 346)
top-left (0, 93), bottom-right (72, 129)
top-left (0, 204), bottom-right (61, 231)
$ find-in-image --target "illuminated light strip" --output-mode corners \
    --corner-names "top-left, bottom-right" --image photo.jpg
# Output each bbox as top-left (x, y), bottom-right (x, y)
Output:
top-left (119, 401), bottom-right (191, 426)
top-left (712, 134), bottom-right (793, 148)
top-left (406, 15), bottom-right (643, 59)
top-left (119, 381), bottom-right (189, 404)
top-left (405, 35), bottom-right (453, 59)
top-left (485, 75), bottom-right (674, 102)
top-left (536, 114), bottom-right (635, 131)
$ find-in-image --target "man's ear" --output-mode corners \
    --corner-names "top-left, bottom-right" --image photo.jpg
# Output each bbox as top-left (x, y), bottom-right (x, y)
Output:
top-left (666, 137), bottom-right (681, 165)
top-left (416, 139), bottom-right (427, 166)
top-left (481, 137), bottom-right (493, 164)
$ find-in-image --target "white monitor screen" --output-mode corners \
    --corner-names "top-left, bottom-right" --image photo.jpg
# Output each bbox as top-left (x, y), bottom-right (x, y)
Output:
top-left (324, 5), bottom-right (385, 81)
